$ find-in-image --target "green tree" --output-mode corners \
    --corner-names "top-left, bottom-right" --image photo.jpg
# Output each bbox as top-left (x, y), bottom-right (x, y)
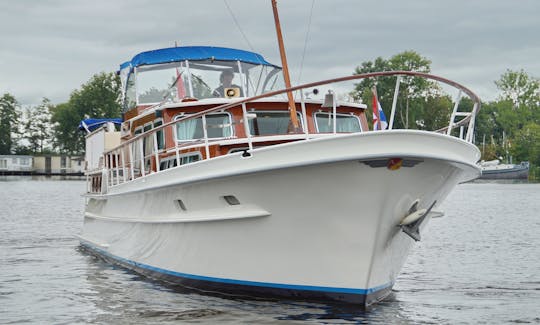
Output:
top-left (351, 51), bottom-right (440, 129)
top-left (0, 93), bottom-right (19, 154)
top-left (495, 69), bottom-right (540, 110)
top-left (510, 122), bottom-right (540, 166)
top-left (24, 98), bottom-right (54, 153)
top-left (51, 102), bottom-right (82, 154)
top-left (51, 72), bottom-right (122, 154)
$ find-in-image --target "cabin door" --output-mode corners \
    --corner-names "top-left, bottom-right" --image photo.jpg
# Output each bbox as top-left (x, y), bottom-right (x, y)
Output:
top-left (45, 156), bottom-right (52, 174)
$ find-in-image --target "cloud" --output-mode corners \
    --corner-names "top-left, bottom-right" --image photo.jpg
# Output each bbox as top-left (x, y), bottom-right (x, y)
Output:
top-left (0, 0), bottom-right (538, 105)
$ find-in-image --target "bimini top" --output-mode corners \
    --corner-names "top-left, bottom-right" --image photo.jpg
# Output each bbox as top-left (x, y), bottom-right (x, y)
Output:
top-left (121, 46), bottom-right (279, 69)
top-left (78, 118), bottom-right (123, 132)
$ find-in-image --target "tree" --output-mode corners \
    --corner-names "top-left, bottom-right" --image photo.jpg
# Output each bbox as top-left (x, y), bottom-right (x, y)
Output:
top-left (51, 103), bottom-right (80, 154)
top-left (351, 51), bottom-right (440, 130)
top-left (0, 93), bottom-right (19, 154)
top-left (511, 122), bottom-right (540, 166)
top-left (51, 72), bottom-right (122, 154)
top-left (23, 98), bottom-right (54, 153)
top-left (495, 69), bottom-right (540, 110)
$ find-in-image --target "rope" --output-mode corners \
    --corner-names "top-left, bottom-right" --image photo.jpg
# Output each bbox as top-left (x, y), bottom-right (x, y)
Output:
top-left (223, 0), bottom-right (255, 52)
top-left (297, 0), bottom-right (316, 85)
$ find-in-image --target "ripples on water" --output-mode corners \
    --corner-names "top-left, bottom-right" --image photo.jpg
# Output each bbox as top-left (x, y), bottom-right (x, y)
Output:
top-left (1, 176), bottom-right (539, 324)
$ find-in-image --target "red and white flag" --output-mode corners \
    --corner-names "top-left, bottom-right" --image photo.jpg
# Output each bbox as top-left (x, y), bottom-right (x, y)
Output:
top-left (372, 87), bottom-right (388, 131)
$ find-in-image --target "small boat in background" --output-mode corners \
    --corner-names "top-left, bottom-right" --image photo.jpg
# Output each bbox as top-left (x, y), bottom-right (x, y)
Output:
top-left (479, 160), bottom-right (529, 179)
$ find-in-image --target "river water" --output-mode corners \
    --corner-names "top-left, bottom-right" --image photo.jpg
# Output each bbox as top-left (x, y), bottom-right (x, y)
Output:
top-left (1, 177), bottom-right (539, 324)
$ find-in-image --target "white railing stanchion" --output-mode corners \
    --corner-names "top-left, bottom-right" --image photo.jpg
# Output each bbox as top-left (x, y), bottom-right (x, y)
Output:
top-left (108, 154), bottom-right (113, 186)
top-left (185, 60), bottom-right (194, 98)
top-left (465, 102), bottom-right (478, 142)
top-left (128, 142), bottom-right (135, 180)
top-left (389, 76), bottom-right (401, 130)
top-left (153, 132), bottom-right (160, 172)
top-left (172, 123), bottom-right (181, 166)
top-left (114, 150), bottom-right (120, 185)
top-left (241, 103), bottom-right (253, 151)
top-left (447, 90), bottom-right (462, 135)
top-left (201, 115), bottom-right (210, 159)
top-left (121, 148), bottom-right (127, 183)
top-left (300, 90), bottom-right (308, 136)
top-left (139, 139), bottom-right (145, 177)
top-left (332, 91), bottom-right (337, 134)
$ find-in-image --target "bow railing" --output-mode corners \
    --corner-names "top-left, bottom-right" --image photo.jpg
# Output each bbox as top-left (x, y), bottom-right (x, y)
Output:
top-left (93, 71), bottom-right (481, 192)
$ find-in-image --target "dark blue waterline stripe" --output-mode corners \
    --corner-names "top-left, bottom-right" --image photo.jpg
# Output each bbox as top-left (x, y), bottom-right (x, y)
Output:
top-left (80, 240), bottom-right (392, 296)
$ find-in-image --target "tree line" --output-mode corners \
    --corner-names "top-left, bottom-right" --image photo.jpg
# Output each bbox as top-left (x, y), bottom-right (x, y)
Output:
top-left (1, 52), bottom-right (538, 176)
top-left (0, 72), bottom-right (121, 156)
top-left (351, 51), bottom-right (540, 178)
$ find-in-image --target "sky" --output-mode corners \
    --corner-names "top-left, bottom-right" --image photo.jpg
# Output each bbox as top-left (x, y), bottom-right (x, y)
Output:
top-left (0, 0), bottom-right (539, 106)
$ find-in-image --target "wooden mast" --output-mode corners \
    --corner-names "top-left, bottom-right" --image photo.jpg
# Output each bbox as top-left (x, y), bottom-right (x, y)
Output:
top-left (271, 0), bottom-right (300, 131)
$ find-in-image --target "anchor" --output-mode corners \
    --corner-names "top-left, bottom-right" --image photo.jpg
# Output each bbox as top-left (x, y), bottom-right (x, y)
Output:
top-left (399, 200), bottom-right (437, 242)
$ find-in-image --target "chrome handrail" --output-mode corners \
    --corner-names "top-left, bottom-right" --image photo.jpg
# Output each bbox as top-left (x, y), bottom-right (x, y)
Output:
top-left (97, 71), bottom-right (481, 190)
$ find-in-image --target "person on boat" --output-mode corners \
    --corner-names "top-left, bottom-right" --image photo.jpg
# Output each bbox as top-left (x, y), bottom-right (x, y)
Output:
top-left (213, 70), bottom-right (243, 97)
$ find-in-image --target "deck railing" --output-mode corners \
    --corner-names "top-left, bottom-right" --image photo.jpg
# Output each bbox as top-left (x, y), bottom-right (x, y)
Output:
top-left (98, 71), bottom-right (481, 191)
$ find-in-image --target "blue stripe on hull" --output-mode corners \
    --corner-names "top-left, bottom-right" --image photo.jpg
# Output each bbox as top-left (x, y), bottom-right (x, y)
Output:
top-left (79, 240), bottom-right (393, 306)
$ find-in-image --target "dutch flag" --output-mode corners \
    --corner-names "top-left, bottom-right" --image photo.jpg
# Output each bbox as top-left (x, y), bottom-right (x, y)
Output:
top-left (372, 87), bottom-right (388, 130)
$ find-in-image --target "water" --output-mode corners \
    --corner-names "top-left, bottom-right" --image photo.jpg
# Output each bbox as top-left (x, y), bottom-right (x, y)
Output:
top-left (1, 177), bottom-right (539, 324)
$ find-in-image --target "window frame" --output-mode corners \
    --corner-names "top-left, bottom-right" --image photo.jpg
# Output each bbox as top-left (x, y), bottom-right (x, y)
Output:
top-left (313, 111), bottom-right (363, 133)
top-left (247, 110), bottom-right (304, 136)
top-left (173, 112), bottom-right (234, 142)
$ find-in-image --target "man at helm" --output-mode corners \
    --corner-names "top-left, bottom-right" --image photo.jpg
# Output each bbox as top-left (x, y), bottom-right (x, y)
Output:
top-left (213, 70), bottom-right (243, 97)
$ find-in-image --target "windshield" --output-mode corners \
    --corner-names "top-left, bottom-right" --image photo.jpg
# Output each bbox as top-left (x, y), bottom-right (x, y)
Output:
top-left (124, 60), bottom-right (283, 110)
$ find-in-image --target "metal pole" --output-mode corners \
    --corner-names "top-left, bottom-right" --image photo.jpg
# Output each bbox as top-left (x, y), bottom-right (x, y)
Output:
top-left (389, 76), bottom-right (401, 130)
top-left (447, 90), bottom-right (462, 135)
top-left (332, 91), bottom-right (337, 134)
top-left (114, 151), bottom-right (119, 185)
top-left (153, 132), bottom-right (160, 172)
top-left (139, 139), bottom-right (145, 177)
top-left (172, 123), bottom-right (181, 167)
top-left (185, 60), bottom-right (194, 98)
top-left (271, 0), bottom-right (300, 132)
top-left (300, 90), bottom-right (308, 136)
top-left (202, 115), bottom-right (210, 159)
top-left (128, 142), bottom-right (134, 180)
top-left (241, 103), bottom-right (253, 151)
top-left (121, 147), bottom-right (127, 183)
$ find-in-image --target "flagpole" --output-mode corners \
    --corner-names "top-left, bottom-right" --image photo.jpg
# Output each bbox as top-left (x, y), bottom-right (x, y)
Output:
top-left (389, 76), bottom-right (401, 130)
top-left (271, 0), bottom-right (300, 132)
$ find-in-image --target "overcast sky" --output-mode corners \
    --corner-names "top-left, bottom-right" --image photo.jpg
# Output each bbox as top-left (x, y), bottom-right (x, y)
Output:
top-left (1, 0), bottom-right (539, 106)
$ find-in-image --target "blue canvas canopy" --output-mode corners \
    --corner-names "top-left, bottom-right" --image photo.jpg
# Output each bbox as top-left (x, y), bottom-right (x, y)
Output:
top-left (125, 46), bottom-right (279, 69)
top-left (79, 118), bottom-right (123, 132)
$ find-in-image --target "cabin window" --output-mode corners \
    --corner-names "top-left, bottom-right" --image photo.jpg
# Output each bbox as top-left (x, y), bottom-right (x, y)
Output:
top-left (159, 153), bottom-right (202, 170)
top-left (175, 113), bottom-right (233, 141)
top-left (0, 159), bottom-right (7, 169)
top-left (137, 66), bottom-right (175, 104)
top-left (20, 158), bottom-right (30, 165)
top-left (154, 119), bottom-right (165, 150)
top-left (314, 112), bottom-right (362, 133)
top-left (248, 111), bottom-right (303, 135)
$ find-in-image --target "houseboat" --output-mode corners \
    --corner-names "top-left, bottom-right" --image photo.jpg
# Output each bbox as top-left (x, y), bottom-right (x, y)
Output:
top-left (0, 155), bottom-right (33, 175)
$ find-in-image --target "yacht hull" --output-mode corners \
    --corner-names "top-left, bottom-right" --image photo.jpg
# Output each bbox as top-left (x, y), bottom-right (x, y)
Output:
top-left (80, 130), bottom-right (480, 306)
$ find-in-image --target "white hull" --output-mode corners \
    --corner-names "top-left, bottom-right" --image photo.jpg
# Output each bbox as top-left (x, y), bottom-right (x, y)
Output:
top-left (80, 130), bottom-right (480, 305)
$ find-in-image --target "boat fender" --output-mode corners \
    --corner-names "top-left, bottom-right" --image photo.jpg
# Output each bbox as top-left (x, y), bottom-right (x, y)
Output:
top-left (399, 209), bottom-right (427, 226)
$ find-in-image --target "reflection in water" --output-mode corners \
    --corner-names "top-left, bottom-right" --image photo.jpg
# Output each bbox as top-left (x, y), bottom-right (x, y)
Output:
top-left (1, 179), bottom-right (540, 324)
